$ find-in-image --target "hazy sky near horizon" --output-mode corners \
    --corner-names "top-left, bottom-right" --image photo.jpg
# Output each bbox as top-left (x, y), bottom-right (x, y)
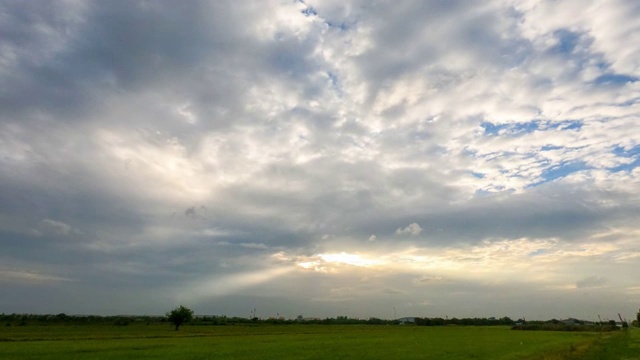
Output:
top-left (1, 0), bottom-right (639, 321)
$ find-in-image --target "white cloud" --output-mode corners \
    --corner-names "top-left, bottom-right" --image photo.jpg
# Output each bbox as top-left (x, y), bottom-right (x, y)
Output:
top-left (240, 242), bottom-right (269, 250)
top-left (40, 219), bottom-right (72, 235)
top-left (0, 0), bottom-right (639, 319)
top-left (396, 223), bottom-right (422, 236)
top-left (576, 276), bottom-right (607, 289)
top-left (0, 268), bottom-right (72, 284)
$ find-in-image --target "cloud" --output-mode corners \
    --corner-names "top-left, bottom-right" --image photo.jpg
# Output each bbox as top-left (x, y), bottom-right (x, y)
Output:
top-left (382, 288), bottom-right (403, 295)
top-left (413, 276), bottom-right (446, 285)
top-left (240, 242), bottom-right (269, 250)
top-left (40, 219), bottom-right (72, 235)
top-left (576, 276), bottom-right (607, 289)
top-left (0, 268), bottom-right (72, 284)
top-left (395, 223), bottom-right (422, 236)
top-left (0, 0), bottom-right (639, 320)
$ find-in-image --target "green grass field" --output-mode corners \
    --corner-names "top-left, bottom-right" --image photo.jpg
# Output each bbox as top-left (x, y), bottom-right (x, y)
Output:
top-left (1, 324), bottom-right (637, 359)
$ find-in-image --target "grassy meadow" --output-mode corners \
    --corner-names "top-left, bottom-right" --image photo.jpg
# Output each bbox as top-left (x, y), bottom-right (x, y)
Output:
top-left (1, 323), bottom-right (637, 360)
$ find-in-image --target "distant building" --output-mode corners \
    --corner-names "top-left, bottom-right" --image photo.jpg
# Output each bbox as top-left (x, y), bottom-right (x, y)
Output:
top-left (397, 317), bottom-right (416, 324)
top-left (560, 318), bottom-right (580, 325)
top-left (295, 315), bottom-right (321, 322)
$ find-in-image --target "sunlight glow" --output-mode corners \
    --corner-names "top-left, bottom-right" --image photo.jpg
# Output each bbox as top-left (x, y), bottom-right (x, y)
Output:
top-left (186, 267), bottom-right (293, 301)
top-left (284, 252), bottom-right (384, 273)
top-left (96, 129), bottom-right (212, 201)
top-left (276, 236), bottom-right (631, 288)
top-left (318, 252), bottom-right (379, 267)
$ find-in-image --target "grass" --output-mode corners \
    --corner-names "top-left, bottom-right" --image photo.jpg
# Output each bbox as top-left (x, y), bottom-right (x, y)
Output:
top-left (564, 327), bottom-right (640, 360)
top-left (0, 323), bottom-right (632, 360)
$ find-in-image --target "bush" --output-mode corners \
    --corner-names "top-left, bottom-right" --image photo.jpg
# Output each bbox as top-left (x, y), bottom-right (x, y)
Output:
top-left (114, 318), bottom-right (130, 326)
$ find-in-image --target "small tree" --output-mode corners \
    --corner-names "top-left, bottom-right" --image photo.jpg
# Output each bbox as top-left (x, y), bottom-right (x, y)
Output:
top-left (166, 305), bottom-right (193, 331)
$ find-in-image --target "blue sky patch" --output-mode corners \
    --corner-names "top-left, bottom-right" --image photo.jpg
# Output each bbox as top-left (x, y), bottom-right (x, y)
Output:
top-left (594, 74), bottom-right (638, 86)
top-left (552, 120), bottom-right (582, 131)
top-left (610, 145), bottom-right (640, 172)
top-left (613, 145), bottom-right (640, 157)
top-left (481, 121), bottom-right (539, 136)
top-left (480, 121), bottom-right (502, 136)
top-left (610, 158), bottom-right (640, 172)
top-left (541, 145), bottom-right (564, 151)
top-left (540, 161), bottom-right (589, 182)
top-left (481, 120), bottom-right (581, 137)
top-left (551, 29), bottom-right (581, 55)
top-left (529, 249), bottom-right (546, 256)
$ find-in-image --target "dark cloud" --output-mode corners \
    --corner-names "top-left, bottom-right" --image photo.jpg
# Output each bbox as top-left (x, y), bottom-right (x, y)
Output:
top-left (0, 0), bottom-right (639, 320)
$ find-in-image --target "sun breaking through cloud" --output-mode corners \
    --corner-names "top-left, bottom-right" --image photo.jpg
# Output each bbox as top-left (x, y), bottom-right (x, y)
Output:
top-left (0, 0), bottom-right (639, 320)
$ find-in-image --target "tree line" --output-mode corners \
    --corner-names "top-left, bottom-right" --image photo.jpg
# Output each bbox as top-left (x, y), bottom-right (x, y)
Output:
top-left (414, 316), bottom-right (516, 326)
top-left (0, 313), bottom-right (164, 326)
top-left (0, 312), bottom-right (512, 327)
top-left (4, 307), bottom-right (639, 330)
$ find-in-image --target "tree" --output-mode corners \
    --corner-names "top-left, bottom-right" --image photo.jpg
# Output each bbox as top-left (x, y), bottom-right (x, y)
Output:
top-left (166, 305), bottom-right (193, 331)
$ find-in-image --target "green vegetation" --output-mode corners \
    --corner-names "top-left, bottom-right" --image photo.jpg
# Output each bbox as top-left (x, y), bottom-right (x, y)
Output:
top-left (0, 322), bottom-right (620, 360)
top-left (166, 306), bottom-right (194, 331)
top-left (2, 312), bottom-right (638, 359)
top-left (557, 327), bottom-right (640, 360)
top-left (512, 324), bottom-right (620, 332)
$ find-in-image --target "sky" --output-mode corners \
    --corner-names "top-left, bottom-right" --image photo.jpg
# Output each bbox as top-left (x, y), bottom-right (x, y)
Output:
top-left (1, 0), bottom-right (639, 322)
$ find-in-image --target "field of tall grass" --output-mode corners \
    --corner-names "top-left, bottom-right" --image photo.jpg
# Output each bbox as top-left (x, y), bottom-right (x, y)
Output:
top-left (0, 323), bottom-right (636, 359)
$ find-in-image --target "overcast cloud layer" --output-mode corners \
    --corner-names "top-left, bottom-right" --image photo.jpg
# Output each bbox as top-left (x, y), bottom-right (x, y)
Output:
top-left (1, 0), bottom-right (639, 321)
